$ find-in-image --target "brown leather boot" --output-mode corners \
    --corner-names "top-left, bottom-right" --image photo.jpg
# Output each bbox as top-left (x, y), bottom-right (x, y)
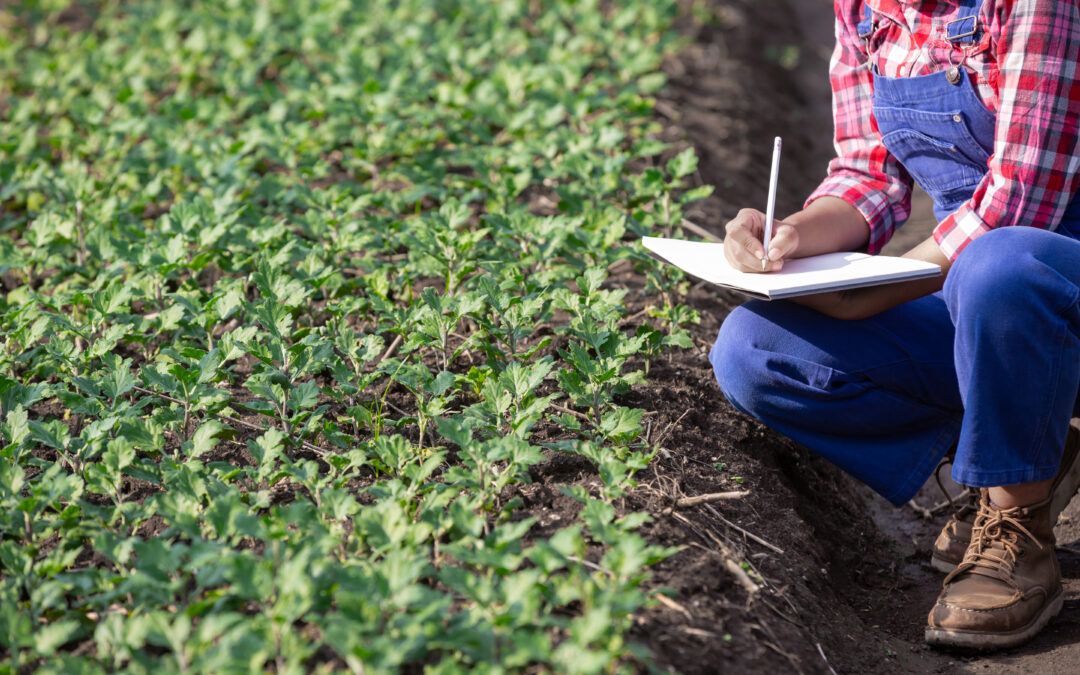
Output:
top-left (925, 492), bottom-right (1063, 650)
top-left (930, 422), bottom-right (1080, 573)
top-left (930, 488), bottom-right (978, 573)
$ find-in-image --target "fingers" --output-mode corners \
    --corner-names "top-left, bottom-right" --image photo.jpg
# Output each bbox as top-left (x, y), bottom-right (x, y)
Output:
top-left (724, 209), bottom-right (792, 273)
top-left (724, 209), bottom-right (768, 272)
top-left (765, 223), bottom-right (799, 266)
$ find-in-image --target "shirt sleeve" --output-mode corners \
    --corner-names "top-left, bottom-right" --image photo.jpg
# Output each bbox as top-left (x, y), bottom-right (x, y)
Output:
top-left (805, 0), bottom-right (913, 255)
top-left (934, 0), bottom-right (1080, 260)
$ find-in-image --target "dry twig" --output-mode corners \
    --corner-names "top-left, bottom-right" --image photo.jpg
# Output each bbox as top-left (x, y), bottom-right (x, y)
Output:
top-left (606, 258), bottom-right (631, 273)
top-left (725, 558), bottom-right (760, 595)
top-left (654, 593), bottom-right (692, 619)
top-left (618, 306), bottom-right (651, 326)
top-left (671, 511), bottom-right (760, 595)
top-left (925, 491), bottom-right (968, 516)
top-left (380, 399), bottom-right (410, 419)
top-left (816, 643), bottom-right (839, 675)
top-left (674, 490), bottom-right (749, 508)
top-left (653, 100), bottom-right (680, 121)
top-left (704, 503), bottom-right (785, 555)
top-left (551, 403), bottom-right (588, 420)
top-left (679, 218), bottom-right (722, 243)
top-left (655, 446), bottom-right (720, 470)
top-left (377, 334), bottom-right (403, 366)
top-left (757, 631), bottom-right (804, 675)
top-left (653, 409), bottom-right (690, 448)
top-left (680, 626), bottom-right (717, 639)
top-left (567, 555), bottom-right (614, 577)
top-left (907, 499), bottom-right (934, 521)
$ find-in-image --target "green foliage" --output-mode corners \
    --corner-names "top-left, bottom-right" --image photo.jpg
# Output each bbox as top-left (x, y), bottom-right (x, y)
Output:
top-left (0, 0), bottom-right (701, 671)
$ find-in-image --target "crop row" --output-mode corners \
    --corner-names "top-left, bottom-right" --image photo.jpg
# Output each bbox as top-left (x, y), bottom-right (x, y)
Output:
top-left (0, 1), bottom-right (707, 672)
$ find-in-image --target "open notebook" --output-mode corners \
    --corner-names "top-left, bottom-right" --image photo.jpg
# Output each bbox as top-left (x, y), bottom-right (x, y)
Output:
top-left (642, 236), bottom-right (941, 300)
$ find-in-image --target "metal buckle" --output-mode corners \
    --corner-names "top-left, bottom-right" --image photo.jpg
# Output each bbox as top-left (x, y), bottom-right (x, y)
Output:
top-left (945, 16), bottom-right (978, 44)
top-left (858, 20), bottom-right (876, 58)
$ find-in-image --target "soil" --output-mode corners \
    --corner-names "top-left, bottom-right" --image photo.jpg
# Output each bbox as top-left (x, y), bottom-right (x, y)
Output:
top-left (623, 0), bottom-right (1080, 673)
top-left (19, 2), bottom-right (1077, 672)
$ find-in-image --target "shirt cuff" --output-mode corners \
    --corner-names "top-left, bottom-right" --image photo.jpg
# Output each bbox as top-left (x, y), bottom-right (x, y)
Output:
top-left (805, 173), bottom-right (904, 255)
top-left (933, 208), bottom-right (992, 261)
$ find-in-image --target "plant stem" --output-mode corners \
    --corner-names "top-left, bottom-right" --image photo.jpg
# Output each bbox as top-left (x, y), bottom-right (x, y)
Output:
top-left (75, 201), bottom-right (86, 266)
top-left (130, 385), bottom-right (331, 457)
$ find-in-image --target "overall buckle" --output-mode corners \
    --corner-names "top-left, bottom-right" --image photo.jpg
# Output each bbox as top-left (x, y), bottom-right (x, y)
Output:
top-left (945, 16), bottom-right (978, 44)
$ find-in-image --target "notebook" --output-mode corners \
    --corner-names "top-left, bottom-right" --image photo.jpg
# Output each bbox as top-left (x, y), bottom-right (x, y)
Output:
top-left (641, 236), bottom-right (941, 300)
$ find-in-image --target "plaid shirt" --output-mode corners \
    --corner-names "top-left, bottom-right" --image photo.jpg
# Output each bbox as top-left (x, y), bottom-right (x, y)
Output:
top-left (807, 0), bottom-right (1080, 260)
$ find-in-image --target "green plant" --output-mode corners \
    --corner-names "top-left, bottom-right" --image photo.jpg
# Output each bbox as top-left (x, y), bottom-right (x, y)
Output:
top-left (0, 1), bottom-right (693, 670)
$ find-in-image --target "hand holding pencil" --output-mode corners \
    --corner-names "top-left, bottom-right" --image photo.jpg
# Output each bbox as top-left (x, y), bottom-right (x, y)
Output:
top-left (722, 136), bottom-right (799, 273)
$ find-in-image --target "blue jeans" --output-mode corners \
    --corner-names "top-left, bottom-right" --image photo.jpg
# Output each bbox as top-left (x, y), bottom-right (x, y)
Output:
top-left (710, 227), bottom-right (1080, 505)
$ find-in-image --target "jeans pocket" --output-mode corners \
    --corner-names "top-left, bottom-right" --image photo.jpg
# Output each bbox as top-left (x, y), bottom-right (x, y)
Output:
top-left (880, 127), bottom-right (987, 206)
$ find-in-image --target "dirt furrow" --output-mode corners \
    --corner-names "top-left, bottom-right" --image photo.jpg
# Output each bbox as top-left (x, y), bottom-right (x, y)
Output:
top-left (637, 1), bottom-right (1080, 672)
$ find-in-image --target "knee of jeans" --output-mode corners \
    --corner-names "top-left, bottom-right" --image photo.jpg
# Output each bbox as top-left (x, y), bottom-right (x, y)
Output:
top-left (710, 307), bottom-right (767, 415)
top-left (945, 228), bottom-right (1042, 314)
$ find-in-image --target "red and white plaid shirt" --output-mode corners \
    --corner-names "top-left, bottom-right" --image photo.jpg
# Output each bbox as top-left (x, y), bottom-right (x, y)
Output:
top-left (807, 0), bottom-right (1080, 260)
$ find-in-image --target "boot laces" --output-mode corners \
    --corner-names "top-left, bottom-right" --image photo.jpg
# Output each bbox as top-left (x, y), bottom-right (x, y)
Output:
top-left (952, 487), bottom-right (978, 521)
top-left (932, 455), bottom-right (976, 519)
top-left (962, 503), bottom-right (1043, 581)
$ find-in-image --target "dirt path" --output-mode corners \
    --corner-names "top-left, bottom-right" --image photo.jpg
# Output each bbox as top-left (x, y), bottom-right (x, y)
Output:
top-left (646, 0), bottom-right (1080, 672)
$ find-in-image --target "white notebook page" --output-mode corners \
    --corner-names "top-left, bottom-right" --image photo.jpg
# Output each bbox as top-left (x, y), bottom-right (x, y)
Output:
top-left (641, 237), bottom-right (941, 299)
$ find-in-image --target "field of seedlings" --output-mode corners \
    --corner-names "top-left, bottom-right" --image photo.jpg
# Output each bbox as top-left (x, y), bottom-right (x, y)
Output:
top-left (0, 0), bottom-right (726, 671)
top-left (24, 1), bottom-right (1080, 673)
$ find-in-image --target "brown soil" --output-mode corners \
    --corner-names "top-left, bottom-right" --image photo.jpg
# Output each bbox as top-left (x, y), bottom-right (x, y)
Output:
top-left (624, 0), bottom-right (1080, 673)
top-left (22, 2), bottom-right (1077, 672)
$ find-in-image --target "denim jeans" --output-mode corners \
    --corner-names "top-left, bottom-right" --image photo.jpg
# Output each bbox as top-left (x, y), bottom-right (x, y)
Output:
top-left (710, 227), bottom-right (1080, 505)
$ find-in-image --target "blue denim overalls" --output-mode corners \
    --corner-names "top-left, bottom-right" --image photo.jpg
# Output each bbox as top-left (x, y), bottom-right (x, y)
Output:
top-left (710, 0), bottom-right (1080, 504)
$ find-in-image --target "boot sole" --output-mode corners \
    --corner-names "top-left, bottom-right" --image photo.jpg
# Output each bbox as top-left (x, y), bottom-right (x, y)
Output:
top-left (924, 588), bottom-right (1064, 651)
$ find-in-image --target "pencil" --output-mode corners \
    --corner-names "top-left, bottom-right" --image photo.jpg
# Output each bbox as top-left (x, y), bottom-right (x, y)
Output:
top-left (761, 136), bottom-right (782, 271)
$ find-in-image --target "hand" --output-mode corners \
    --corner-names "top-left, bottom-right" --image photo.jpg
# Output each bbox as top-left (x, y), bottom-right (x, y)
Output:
top-left (723, 208), bottom-right (799, 273)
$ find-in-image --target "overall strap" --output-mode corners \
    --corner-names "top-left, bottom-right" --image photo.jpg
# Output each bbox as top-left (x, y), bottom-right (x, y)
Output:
top-left (945, 0), bottom-right (984, 44)
top-left (858, 1), bottom-right (985, 45)
top-left (857, 1), bottom-right (875, 41)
